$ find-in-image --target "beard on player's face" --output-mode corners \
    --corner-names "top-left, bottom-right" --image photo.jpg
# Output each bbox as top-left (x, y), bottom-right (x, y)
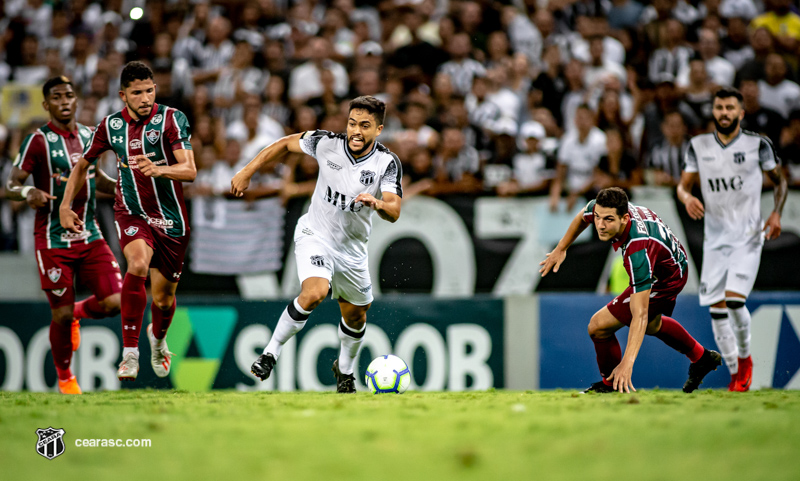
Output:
top-left (713, 115), bottom-right (739, 135)
top-left (347, 134), bottom-right (373, 155)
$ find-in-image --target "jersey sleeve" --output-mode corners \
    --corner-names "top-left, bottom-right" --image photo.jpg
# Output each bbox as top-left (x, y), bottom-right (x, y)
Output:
top-left (626, 244), bottom-right (654, 293)
top-left (380, 154), bottom-right (403, 198)
top-left (299, 130), bottom-right (334, 159)
top-left (758, 136), bottom-right (779, 171)
top-left (12, 133), bottom-right (43, 174)
top-left (582, 199), bottom-right (596, 223)
top-left (165, 109), bottom-right (192, 151)
top-left (83, 118), bottom-right (112, 163)
top-left (683, 141), bottom-right (698, 173)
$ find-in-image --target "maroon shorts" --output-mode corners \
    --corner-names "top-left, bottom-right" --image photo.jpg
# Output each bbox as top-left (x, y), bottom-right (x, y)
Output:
top-left (36, 240), bottom-right (123, 309)
top-left (606, 276), bottom-right (687, 326)
top-left (115, 213), bottom-right (190, 283)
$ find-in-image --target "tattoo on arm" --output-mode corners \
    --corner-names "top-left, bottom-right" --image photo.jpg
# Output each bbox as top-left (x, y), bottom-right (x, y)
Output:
top-left (767, 166), bottom-right (788, 215)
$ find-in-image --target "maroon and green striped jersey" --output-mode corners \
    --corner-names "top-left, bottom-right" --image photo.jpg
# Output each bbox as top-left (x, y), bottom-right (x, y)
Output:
top-left (13, 122), bottom-right (102, 250)
top-left (584, 200), bottom-right (689, 293)
top-left (83, 103), bottom-right (192, 238)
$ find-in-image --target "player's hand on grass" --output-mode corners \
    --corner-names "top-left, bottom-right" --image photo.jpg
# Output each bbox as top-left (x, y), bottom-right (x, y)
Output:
top-left (230, 170), bottom-right (251, 197)
top-left (59, 206), bottom-right (83, 233)
top-left (539, 248), bottom-right (567, 277)
top-left (26, 189), bottom-right (56, 209)
top-left (355, 193), bottom-right (380, 209)
top-left (763, 211), bottom-right (782, 240)
top-left (137, 157), bottom-right (162, 178)
top-left (607, 360), bottom-right (636, 393)
top-left (685, 195), bottom-right (705, 220)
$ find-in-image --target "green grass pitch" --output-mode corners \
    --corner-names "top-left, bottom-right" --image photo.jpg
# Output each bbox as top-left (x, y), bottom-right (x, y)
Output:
top-left (2, 389), bottom-right (800, 481)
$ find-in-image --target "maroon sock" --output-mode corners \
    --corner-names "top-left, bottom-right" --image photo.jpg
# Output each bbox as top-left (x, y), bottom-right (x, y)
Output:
top-left (121, 273), bottom-right (148, 348)
top-left (74, 296), bottom-right (106, 319)
top-left (151, 299), bottom-right (176, 340)
top-left (591, 335), bottom-right (621, 380)
top-left (50, 320), bottom-right (73, 381)
top-left (655, 316), bottom-right (705, 363)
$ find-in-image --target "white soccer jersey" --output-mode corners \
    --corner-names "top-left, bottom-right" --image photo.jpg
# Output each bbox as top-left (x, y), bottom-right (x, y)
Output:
top-left (684, 130), bottom-right (778, 249)
top-left (298, 130), bottom-right (403, 259)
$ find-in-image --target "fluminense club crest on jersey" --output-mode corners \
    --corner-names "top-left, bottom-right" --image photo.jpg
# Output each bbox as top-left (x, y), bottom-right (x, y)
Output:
top-left (125, 226), bottom-right (139, 236)
top-left (110, 118), bottom-right (124, 130)
top-left (359, 170), bottom-right (376, 186)
top-left (733, 152), bottom-right (745, 164)
top-left (36, 427), bottom-right (66, 460)
top-left (47, 267), bottom-right (62, 283)
top-left (146, 129), bottom-right (161, 145)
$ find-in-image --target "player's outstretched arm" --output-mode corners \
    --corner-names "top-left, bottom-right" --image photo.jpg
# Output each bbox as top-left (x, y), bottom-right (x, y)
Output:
top-left (231, 133), bottom-right (305, 197)
top-left (6, 167), bottom-right (56, 208)
top-left (137, 149), bottom-right (197, 182)
top-left (764, 166), bottom-right (788, 240)
top-left (677, 171), bottom-right (704, 220)
top-left (538, 210), bottom-right (591, 277)
top-left (607, 289), bottom-right (649, 393)
top-left (355, 191), bottom-right (401, 223)
top-left (59, 157), bottom-right (92, 233)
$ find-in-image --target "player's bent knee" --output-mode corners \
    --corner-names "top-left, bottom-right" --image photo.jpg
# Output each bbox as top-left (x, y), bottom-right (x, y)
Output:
top-left (152, 293), bottom-right (175, 311)
top-left (726, 299), bottom-right (746, 310)
top-left (126, 258), bottom-right (149, 276)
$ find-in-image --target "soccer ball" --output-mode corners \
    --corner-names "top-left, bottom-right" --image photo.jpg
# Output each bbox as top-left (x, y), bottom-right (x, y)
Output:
top-left (365, 355), bottom-right (411, 394)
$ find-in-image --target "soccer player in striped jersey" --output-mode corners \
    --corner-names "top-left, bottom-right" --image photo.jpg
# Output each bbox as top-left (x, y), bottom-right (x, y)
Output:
top-left (5, 76), bottom-right (122, 394)
top-left (231, 96), bottom-right (402, 393)
top-left (540, 187), bottom-right (722, 393)
top-left (59, 62), bottom-right (197, 382)
top-left (678, 87), bottom-right (788, 391)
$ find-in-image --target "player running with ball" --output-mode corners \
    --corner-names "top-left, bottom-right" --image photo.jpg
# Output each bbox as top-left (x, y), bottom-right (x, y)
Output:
top-left (231, 96), bottom-right (402, 393)
top-left (540, 187), bottom-right (722, 393)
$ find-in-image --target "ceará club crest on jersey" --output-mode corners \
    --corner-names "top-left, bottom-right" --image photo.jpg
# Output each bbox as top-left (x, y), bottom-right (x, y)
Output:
top-left (359, 170), bottom-right (376, 186)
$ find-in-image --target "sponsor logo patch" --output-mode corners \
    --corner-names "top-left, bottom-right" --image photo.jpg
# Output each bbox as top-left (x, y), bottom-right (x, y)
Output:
top-left (51, 288), bottom-right (67, 297)
top-left (110, 118), bottom-right (124, 130)
top-left (327, 160), bottom-right (342, 170)
top-left (112, 136), bottom-right (123, 144)
top-left (46, 132), bottom-right (58, 143)
top-left (60, 231), bottom-right (89, 241)
top-left (47, 267), bottom-right (62, 283)
top-left (130, 139), bottom-right (143, 150)
top-left (124, 226), bottom-right (139, 236)
top-left (359, 284), bottom-right (372, 293)
top-left (146, 129), bottom-right (160, 145)
top-left (151, 113), bottom-right (163, 125)
top-left (302, 228), bottom-right (313, 236)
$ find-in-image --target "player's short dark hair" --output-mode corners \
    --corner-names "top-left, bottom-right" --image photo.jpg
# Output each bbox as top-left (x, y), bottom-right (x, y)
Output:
top-left (596, 187), bottom-right (629, 217)
top-left (714, 87), bottom-right (743, 105)
top-left (349, 96), bottom-right (386, 125)
top-left (120, 61), bottom-right (154, 89)
top-left (42, 76), bottom-right (73, 98)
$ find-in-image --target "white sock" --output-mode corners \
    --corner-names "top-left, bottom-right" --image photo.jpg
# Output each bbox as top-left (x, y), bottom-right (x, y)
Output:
top-left (265, 298), bottom-right (310, 359)
top-left (710, 307), bottom-right (738, 374)
top-left (338, 318), bottom-right (366, 375)
top-left (123, 347), bottom-right (139, 358)
top-left (728, 300), bottom-right (751, 359)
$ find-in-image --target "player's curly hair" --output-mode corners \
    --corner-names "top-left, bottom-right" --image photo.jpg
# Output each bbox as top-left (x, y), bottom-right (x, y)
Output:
top-left (120, 61), bottom-right (154, 89)
top-left (596, 187), bottom-right (629, 217)
top-left (349, 96), bottom-right (386, 125)
top-left (42, 76), bottom-right (73, 99)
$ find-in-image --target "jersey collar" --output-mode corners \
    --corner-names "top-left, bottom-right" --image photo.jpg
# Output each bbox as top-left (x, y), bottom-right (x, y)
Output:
top-left (46, 121), bottom-right (77, 138)
top-left (611, 219), bottom-right (633, 251)
top-left (344, 138), bottom-right (378, 165)
top-left (121, 103), bottom-right (159, 124)
top-left (713, 129), bottom-right (742, 149)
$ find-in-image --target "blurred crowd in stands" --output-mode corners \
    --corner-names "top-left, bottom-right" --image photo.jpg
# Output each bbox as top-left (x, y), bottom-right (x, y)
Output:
top-left (2, 0), bottom-right (800, 254)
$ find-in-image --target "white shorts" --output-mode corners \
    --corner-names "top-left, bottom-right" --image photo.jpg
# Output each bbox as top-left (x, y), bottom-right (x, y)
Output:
top-left (698, 237), bottom-right (763, 306)
top-left (294, 225), bottom-right (373, 306)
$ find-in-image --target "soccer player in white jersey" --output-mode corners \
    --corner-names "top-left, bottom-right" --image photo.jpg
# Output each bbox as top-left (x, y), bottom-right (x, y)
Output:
top-left (678, 87), bottom-right (788, 392)
top-left (231, 96), bottom-right (402, 393)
